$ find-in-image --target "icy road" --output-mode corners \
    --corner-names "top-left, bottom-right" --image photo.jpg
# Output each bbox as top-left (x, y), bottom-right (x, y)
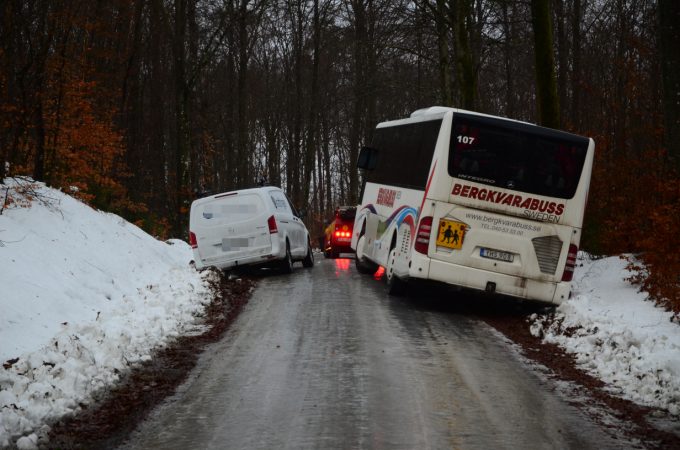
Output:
top-left (119, 258), bottom-right (629, 449)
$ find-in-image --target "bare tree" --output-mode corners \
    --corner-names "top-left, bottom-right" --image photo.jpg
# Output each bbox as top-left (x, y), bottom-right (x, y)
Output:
top-left (530, 0), bottom-right (560, 128)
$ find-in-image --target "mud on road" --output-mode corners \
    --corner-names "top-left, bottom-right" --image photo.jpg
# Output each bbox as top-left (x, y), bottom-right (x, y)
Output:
top-left (45, 267), bottom-right (678, 450)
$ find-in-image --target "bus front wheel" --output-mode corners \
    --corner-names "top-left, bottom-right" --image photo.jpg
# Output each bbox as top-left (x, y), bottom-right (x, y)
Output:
top-left (355, 235), bottom-right (378, 274)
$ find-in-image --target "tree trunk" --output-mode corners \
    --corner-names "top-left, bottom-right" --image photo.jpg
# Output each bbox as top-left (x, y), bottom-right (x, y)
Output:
top-left (33, 99), bottom-right (46, 181)
top-left (303, 0), bottom-right (321, 207)
top-left (290, 0), bottom-right (304, 205)
top-left (570, 0), bottom-right (582, 129)
top-left (555, 0), bottom-right (567, 126)
top-left (658, 0), bottom-right (680, 169)
top-left (236, 0), bottom-right (250, 187)
top-left (530, 0), bottom-right (560, 128)
top-left (173, 0), bottom-right (190, 234)
top-left (447, 0), bottom-right (476, 110)
top-left (322, 117), bottom-right (331, 212)
top-left (365, 0), bottom-right (376, 143)
top-left (500, 0), bottom-right (515, 117)
top-left (434, 0), bottom-right (453, 106)
top-left (348, 0), bottom-right (366, 205)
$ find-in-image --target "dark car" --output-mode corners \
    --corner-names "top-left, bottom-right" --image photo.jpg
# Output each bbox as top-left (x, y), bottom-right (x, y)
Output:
top-left (323, 206), bottom-right (356, 258)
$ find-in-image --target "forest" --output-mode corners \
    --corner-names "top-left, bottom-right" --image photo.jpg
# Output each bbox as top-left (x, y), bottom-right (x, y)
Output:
top-left (1, 0), bottom-right (679, 311)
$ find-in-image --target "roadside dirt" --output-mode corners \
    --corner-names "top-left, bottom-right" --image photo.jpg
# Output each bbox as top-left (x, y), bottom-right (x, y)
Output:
top-left (479, 301), bottom-right (680, 450)
top-left (44, 271), bottom-right (678, 450)
top-left (46, 270), bottom-right (255, 450)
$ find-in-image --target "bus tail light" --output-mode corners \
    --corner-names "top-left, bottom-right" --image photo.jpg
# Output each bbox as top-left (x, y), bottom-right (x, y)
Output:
top-left (189, 231), bottom-right (198, 249)
top-left (562, 244), bottom-right (578, 282)
top-left (267, 215), bottom-right (278, 234)
top-left (414, 216), bottom-right (433, 254)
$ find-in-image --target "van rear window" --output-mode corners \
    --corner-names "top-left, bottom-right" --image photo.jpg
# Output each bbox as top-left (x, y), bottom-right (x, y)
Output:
top-left (201, 194), bottom-right (264, 220)
top-left (448, 114), bottom-right (589, 199)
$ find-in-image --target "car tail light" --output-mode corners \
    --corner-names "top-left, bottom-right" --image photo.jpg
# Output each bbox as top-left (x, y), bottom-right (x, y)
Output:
top-left (562, 244), bottom-right (578, 281)
top-left (267, 215), bottom-right (278, 234)
top-left (334, 224), bottom-right (351, 238)
top-left (189, 231), bottom-right (198, 249)
top-left (414, 216), bottom-right (433, 254)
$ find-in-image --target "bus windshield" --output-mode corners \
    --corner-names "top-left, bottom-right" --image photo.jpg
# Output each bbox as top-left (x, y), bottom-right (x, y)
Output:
top-left (448, 114), bottom-right (589, 199)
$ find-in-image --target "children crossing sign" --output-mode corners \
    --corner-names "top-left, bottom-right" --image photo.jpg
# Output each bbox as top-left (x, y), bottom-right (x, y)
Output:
top-left (436, 219), bottom-right (466, 250)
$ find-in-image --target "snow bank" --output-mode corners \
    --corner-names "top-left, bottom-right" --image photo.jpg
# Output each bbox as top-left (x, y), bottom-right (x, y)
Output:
top-left (531, 253), bottom-right (680, 416)
top-left (0, 179), bottom-right (214, 448)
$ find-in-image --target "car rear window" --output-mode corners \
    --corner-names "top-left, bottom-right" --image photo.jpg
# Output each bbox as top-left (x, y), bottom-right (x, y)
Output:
top-left (200, 193), bottom-right (264, 221)
top-left (337, 207), bottom-right (356, 221)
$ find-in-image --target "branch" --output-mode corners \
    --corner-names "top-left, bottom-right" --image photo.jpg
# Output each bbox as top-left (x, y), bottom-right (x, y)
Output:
top-left (2, 177), bottom-right (62, 218)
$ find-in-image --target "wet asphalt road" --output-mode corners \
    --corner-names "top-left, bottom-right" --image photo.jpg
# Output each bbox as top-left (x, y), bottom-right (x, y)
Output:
top-left (119, 257), bottom-right (629, 450)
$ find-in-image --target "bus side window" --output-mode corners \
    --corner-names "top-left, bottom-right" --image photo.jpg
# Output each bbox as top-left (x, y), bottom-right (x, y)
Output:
top-left (357, 146), bottom-right (379, 170)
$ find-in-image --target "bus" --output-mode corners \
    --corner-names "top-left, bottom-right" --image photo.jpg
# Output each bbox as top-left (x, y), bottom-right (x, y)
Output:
top-left (351, 107), bottom-right (594, 305)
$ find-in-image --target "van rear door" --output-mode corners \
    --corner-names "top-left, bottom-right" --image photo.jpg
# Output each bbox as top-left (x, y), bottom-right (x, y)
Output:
top-left (269, 189), bottom-right (306, 257)
top-left (192, 192), bottom-right (272, 265)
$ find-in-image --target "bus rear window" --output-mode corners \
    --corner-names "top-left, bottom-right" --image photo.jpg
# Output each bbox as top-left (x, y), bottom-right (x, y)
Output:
top-left (448, 114), bottom-right (589, 199)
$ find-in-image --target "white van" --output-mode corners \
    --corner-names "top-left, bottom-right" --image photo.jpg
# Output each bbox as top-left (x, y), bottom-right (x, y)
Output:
top-left (189, 186), bottom-right (314, 272)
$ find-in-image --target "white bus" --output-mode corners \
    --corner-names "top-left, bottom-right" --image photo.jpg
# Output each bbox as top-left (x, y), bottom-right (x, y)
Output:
top-left (351, 107), bottom-right (594, 305)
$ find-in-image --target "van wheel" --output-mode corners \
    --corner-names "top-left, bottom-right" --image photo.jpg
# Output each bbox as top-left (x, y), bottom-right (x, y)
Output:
top-left (386, 247), bottom-right (406, 295)
top-left (302, 242), bottom-right (314, 268)
top-left (355, 235), bottom-right (378, 274)
top-left (281, 242), bottom-right (294, 274)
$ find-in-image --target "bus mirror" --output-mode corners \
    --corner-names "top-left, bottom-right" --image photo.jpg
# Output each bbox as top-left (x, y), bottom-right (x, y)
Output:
top-left (357, 146), bottom-right (378, 170)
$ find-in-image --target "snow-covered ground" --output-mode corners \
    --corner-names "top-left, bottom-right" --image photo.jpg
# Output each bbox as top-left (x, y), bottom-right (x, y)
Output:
top-left (530, 253), bottom-right (680, 416)
top-left (1, 179), bottom-right (679, 449)
top-left (0, 179), bottom-right (214, 449)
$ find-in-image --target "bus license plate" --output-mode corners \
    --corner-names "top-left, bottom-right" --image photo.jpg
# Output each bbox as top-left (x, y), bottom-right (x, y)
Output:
top-left (480, 248), bottom-right (514, 263)
top-left (436, 219), bottom-right (466, 250)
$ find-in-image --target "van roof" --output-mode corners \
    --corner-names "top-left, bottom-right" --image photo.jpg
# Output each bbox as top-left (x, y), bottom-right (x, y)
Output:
top-left (192, 186), bottom-right (281, 204)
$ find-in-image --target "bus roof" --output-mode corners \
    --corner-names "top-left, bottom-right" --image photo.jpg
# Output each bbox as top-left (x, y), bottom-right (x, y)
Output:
top-left (409, 106), bottom-right (535, 126)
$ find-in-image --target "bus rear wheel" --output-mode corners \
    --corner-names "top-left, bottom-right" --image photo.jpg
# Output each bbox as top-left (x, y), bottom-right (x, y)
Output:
top-left (386, 247), bottom-right (406, 295)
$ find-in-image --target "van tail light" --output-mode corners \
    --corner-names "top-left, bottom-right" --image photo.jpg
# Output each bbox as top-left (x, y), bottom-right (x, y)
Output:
top-left (562, 244), bottom-right (578, 282)
top-left (267, 215), bottom-right (278, 234)
top-left (334, 230), bottom-right (352, 238)
top-left (414, 216), bottom-right (433, 254)
top-left (189, 231), bottom-right (198, 249)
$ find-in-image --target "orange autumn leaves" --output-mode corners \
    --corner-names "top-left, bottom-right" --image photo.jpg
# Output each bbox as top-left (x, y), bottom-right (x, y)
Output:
top-left (44, 78), bottom-right (124, 203)
top-left (585, 138), bottom-right (680, 313)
